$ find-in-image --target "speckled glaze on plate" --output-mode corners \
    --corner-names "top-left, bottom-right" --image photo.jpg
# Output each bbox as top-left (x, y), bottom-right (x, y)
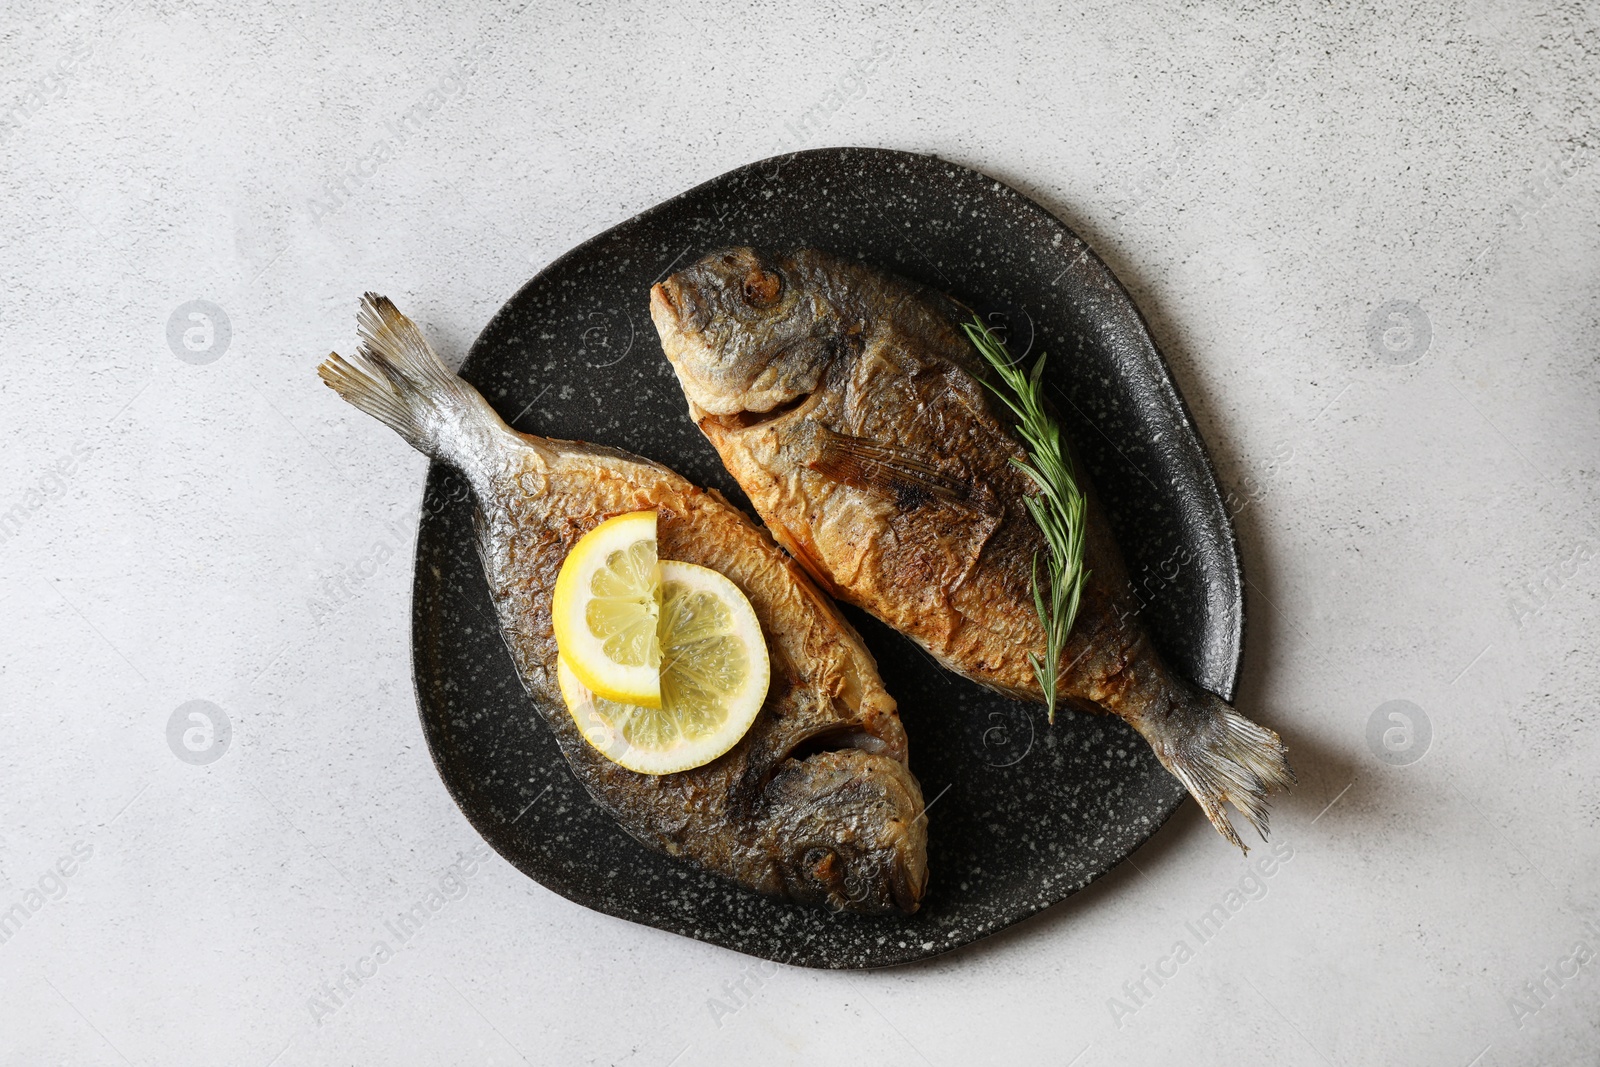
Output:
top-left (410, 147), bottom-right (1244, 969)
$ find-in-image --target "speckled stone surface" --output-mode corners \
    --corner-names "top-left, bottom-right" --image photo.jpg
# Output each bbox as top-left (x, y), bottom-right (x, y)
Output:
top-left (412, 148), bottom-right (1241, 968)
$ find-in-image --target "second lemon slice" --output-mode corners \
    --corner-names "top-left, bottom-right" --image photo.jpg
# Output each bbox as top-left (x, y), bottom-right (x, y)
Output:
top-left (557, 560), bottom-right (770, 774)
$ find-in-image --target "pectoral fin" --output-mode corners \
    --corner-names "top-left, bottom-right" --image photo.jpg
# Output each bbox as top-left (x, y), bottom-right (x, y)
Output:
top-left (802, 422), bottom-right (969, 507)
top-left (765, 516), bottom-right (843, 599)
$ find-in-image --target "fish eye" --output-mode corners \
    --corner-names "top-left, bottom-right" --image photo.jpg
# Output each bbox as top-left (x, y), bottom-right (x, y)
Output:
top-left (742, 268), bottom-right (782, 308)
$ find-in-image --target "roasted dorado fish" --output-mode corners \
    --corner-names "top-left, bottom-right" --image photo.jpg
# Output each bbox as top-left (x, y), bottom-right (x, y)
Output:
top-left (651, 248), bottom-right (1293, 849)
top-left (319, 294), bottom-right (927, 913)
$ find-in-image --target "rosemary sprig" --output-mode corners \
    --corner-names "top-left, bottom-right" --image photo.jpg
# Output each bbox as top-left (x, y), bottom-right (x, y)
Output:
top-left (962, 315), bottom-right (1090, 722)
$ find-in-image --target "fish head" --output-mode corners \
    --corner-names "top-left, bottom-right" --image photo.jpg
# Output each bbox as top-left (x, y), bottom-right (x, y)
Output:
top-left (651, 247), bottom-right (846, 421)
top-left (765, 749), bottom-right (928, 914)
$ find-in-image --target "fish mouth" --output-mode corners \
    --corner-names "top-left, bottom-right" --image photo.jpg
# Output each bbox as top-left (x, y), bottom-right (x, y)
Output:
top-left (843, 754), bottom-right (928, 915)
top-left (649, 279), bottom-right (676, 316)
top-left (650, 279), bottom-right (735, 422)
top-left (870, 759), bottom-right (930, 914)
top-left (649, 277), bottom-right (703, 334)
top-left (886, 835), bottom-right (929, 913)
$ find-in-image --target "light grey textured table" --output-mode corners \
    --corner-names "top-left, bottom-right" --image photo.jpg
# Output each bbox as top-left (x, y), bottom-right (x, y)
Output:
top-left (2, 2), bottom-right (1596, 1064)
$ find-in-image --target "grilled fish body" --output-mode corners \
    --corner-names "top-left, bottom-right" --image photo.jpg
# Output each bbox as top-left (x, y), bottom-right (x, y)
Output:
top-left (651, 248), bottom-right (1293, 849)
top-left (319, 295), bottom-right (927, 913)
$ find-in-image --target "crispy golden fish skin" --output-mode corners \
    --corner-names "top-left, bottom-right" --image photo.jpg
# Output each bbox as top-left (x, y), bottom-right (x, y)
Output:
top-left (318, 294), bottom-right (927, 914)
top-left (651, 248), bottom-right (1294, 851)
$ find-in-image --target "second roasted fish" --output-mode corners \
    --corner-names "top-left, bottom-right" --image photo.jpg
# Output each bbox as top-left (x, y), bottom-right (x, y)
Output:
top-left (320, 294), bottom-right (927, 913)
top-left (651, 247), bottom-right (1293, 849)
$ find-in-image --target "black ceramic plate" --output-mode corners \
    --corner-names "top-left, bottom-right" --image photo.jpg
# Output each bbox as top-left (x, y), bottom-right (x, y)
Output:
top-left (411, 147), bottom-right (1243, 969)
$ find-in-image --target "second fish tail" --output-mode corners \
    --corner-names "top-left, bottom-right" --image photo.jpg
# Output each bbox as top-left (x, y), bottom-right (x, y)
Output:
top-left (1129, 677), bottom-right (1295, 852)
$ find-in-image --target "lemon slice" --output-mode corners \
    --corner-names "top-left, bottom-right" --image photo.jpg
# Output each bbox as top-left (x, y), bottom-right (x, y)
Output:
top-left (557, 560), bottom-right (770, 775)
top-left (551, 510), bottom-right (663, 707)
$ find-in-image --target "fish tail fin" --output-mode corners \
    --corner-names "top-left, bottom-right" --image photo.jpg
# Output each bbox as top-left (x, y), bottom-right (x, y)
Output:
top-left (1144, 682), bottom-right (1295, 852)
top-left (317, 293), bottom-right (504, 463)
